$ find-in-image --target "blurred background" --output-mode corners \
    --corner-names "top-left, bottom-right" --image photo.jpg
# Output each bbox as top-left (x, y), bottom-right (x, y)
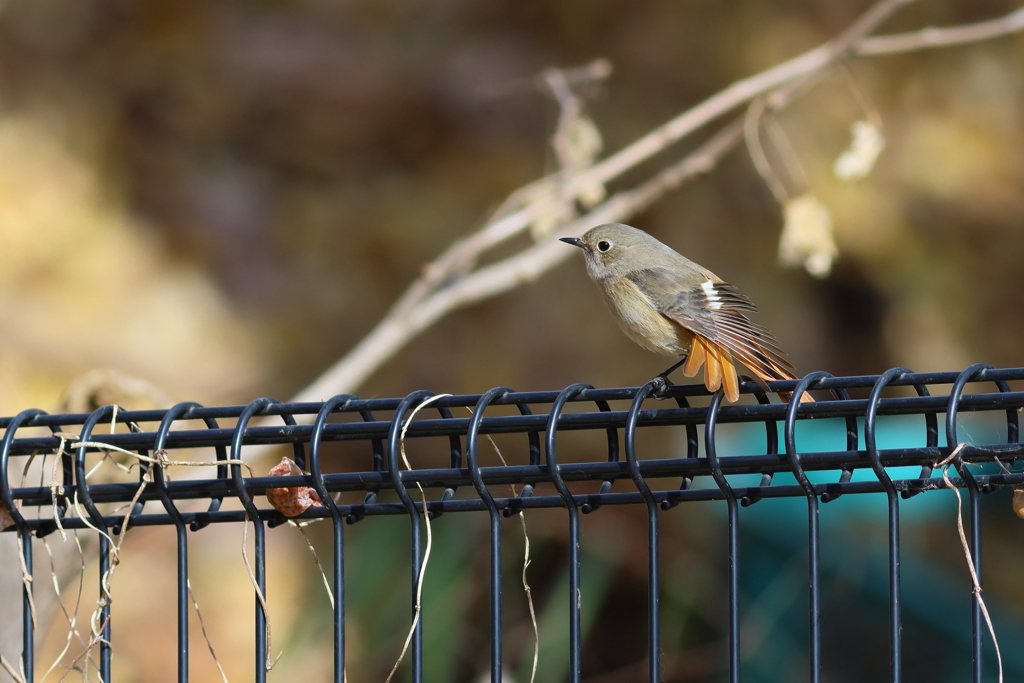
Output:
top-left (0, 0), bottom-right (1022, 681)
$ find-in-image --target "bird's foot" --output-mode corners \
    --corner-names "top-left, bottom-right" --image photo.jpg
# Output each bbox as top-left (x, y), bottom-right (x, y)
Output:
top-left (650, 354), bottom-right (688, 399)
top-left (650, 373), bottom-right (675, 400)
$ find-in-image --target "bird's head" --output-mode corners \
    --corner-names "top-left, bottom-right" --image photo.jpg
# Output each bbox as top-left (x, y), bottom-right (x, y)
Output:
top-left (560, 223), bottom-right (654, 278)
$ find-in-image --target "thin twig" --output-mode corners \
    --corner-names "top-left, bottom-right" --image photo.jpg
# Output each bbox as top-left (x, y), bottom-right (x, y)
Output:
top-left (187, 580), bottom-right (231, 683)
top-left (744, 99), bottom-right (790, 204)
top-left (486, 435), bottom-right (538, 683)
top-left (39, 439), bottom-right (248, 682)
top-left (764, 116), bottom-right (810, 191)
top-left (291, 520), bottom-right (334, 607)
top-left (938, 444), bottom-right (1004, 683)
top-left (383, 394), bottom-right (452, 683)
top-left (241, 514), bottom-right (282, 672)
top-left (837, 63), bottom-right (884, 130)
top-left (856, 7), bottom-right (1024, 55)
top-left (475, 58), bottom-right (612, 101)
top-left (0, 653), bottom-right (26, 683)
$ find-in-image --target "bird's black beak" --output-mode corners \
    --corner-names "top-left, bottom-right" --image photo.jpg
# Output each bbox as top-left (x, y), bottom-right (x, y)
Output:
top-left (559, 237), bottom-right (585, 248)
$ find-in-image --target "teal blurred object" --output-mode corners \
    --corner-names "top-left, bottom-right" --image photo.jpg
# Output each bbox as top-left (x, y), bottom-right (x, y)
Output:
top-left (683, 410), bottom-right (1024, 682)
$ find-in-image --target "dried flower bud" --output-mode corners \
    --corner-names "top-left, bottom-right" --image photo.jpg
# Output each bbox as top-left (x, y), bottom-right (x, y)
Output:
top-left (779, 194), bottom-right (839, 278)
top-left (0, 500), bottom-right (13, 530)
top-left (557, 115), bottom-right (602, 171)
top-left (834, 120), bottom-right (884, 182)
top-left (1014, 488), bottom-right (1024, 520)
top-left (266, 457), bottom-right (323, 517)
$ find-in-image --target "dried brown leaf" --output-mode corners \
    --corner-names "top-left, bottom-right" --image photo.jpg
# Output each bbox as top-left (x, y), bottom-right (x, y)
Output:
top-left (0, 499), bottom-right (13, 530)
top-left (1013, 488), bottom-right (1024, 520)
top-left (266, 457), bottom-right (323, 517)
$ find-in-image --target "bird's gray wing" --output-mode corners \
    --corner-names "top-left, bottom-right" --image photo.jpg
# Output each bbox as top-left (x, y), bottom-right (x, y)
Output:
top-left (626, 267), bottom-right (795, 378)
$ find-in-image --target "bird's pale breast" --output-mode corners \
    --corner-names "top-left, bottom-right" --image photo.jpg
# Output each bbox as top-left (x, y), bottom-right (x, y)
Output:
top-left (597, 275), bottom-right (692, 356)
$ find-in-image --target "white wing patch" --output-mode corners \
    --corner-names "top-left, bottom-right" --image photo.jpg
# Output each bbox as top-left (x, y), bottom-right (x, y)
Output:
top-left (701, 279), bottom-right (722, 309)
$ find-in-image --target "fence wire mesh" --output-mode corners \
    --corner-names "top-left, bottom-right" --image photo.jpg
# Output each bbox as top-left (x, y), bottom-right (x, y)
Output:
top-left (1, 364), bottom-right (1023, 683)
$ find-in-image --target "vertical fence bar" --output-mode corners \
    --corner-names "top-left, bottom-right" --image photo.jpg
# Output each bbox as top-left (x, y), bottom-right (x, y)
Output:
top-left (1, 409), bottom-right (49, 683)
top-left (545, 383), bottom-right (591, 683)
top-left (76, 406), bottom-right (128, 683)
top-left (310, 394), bottom-right (359, 683)
top-left (946, 363), bottom-right (994, 683)
top-left (231, 400), bottom-right (270, 683)
top-left (387, 390), bottom-right (436, 683)
top-left (153, 403), bottom-right (201, 683)
top-left (864, 368), bottom-right (915, 683)
top-left (703, 390), bottom-right (742, 682)
top-left (467, 387), bottom-right (514, 683)
top-left (230, 397), bottom-right (303, 683)
top-left (784, 373), bottom-right (830, 683)
top-left (624, 381), bottom-right (662, 683)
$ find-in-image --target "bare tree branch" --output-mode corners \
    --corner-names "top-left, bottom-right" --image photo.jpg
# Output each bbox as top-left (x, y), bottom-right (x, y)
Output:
top-left (292, 2), bottom-right (1024, 404)
top-left (857, 6), bottom-right (1024, 55)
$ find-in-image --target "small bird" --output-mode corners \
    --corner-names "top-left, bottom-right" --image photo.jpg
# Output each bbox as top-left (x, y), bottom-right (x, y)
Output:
top-left (561, 223), bottom-right (810, 403)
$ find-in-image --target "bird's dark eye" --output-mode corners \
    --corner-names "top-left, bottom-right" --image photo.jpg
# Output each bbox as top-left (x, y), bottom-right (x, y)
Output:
top-left (597, 240), bottom-right (612, 252)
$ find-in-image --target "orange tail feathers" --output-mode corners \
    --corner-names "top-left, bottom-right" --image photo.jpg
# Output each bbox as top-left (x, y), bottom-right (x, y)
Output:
top-left (704, 344), bottom-right (722, 394)
top-left (721, 356), bottom-right (740, 404)
top-left (685, 337), bottom-right (814, 404)
top-left (682, 337), bottom-right (705, 377)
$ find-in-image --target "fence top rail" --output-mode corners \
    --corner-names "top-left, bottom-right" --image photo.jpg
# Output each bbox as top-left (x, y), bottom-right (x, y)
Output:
top-left (1, 365), bottom-right (1021, 536)
top-left (1, 367), bottom-right (1022, 433)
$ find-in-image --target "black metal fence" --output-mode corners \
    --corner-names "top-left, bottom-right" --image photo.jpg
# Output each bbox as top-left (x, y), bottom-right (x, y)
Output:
top-left (2, 364), bottom-right (1023, 683)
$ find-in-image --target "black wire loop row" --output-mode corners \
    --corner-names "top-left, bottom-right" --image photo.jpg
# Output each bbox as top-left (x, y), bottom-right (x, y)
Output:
top-left (0, 367), bottom-right (1021, 683)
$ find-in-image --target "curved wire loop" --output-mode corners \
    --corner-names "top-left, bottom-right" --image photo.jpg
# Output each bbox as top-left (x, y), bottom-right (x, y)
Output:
top-left (819, 382), bottom-right (859, 504)
top-left (624, 380), bottom-right (662, 683)
top-left (346, 405), bottom-right (386, 525)
top-left (738, 377), bottom-right (779, 507)
top-left (35, 410), bottom-right (76, 538)
top-left (229, 397), bottom-right (301, 683)
top-left (784, 370), bottom-right (831, 683)
top-left (1, 408), bottom-right (52, 683)
top-left (704, 389), bottom-right (741, 682)
top-left (109, 416), bottom-right (150, 538)
top-left (660, 392), bottom-right (699, 511)
top-left (433, 401), bottom-right (464, 518)
top-left (783, 372), bottom-right (831, 496)
top-left (310, 393), bottom-right (358, 683)
top-left (188, 411), bottom-right (230, 531)
top-left (74, 406), bottom-right (124, 534)
top-left (545, 382), bottom-right (591, 683)
top-left (387, 389), bottom-right (437, 683)
top-left (466, 386), bottom-right (514, 683)
top-left (949, 364), bottom-right (1020, 471)
top-left (1, 409), bottom-right (49, 534)
top-left (503, 402), bottom-right (543, 513)
top-left (581, 397), bottom-right (619, 514)
top-left (901, 379), bottom-right (939, 500)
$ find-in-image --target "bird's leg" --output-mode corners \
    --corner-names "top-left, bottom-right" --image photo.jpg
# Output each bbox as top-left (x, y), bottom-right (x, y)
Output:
top-left (650, 354), bottom-right (688, 400)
